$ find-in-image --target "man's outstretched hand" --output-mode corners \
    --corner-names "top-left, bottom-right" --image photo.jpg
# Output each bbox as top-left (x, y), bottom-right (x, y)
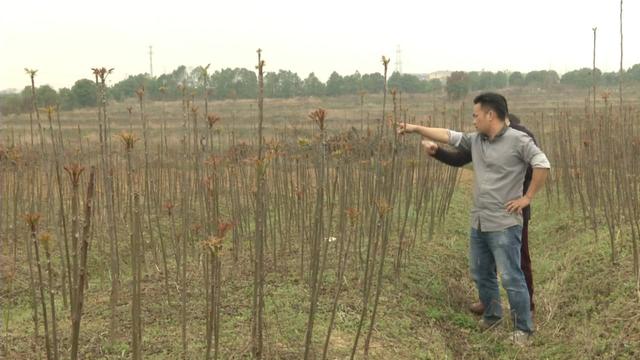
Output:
top-left (396, 122), bottom-right (414, 135)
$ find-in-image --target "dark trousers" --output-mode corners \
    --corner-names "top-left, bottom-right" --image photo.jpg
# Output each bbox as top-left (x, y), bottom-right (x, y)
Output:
top-left (520, 220), bottom-right (534, 311)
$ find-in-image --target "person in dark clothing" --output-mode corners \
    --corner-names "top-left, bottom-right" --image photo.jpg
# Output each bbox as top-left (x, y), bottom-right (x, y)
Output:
top-left (425, 114), bottom-right (536, 315)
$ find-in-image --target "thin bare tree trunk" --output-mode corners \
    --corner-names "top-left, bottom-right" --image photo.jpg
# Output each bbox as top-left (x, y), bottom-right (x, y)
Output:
top-left (252, 49), bottom-right (266, 359)
top-left (70, 167), bottom-right (95, 360)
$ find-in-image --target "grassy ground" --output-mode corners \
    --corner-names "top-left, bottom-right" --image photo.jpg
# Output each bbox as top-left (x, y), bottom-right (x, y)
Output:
top-left (2, 167), bottom-right (639, 359)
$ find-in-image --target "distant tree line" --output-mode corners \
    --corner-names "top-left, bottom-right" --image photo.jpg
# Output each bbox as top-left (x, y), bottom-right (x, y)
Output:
top-left (445, 64), bottom-right (640, 100)
top-left (2, 63), bottom-right (640, 115)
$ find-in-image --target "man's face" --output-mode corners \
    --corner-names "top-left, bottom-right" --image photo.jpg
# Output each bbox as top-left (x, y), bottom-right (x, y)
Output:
top-left (472, 103), bottom-right (490, 134)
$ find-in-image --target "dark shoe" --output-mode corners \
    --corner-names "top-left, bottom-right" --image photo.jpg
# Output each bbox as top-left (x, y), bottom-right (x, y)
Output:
top-left (469, 301), bottom-right (485, 315)
top-left (478, 317), bottom-right (502, 331)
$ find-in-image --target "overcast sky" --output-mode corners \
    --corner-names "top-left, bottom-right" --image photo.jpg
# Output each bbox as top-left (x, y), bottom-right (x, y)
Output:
top-left (1, 0), bottom-right (637, 91)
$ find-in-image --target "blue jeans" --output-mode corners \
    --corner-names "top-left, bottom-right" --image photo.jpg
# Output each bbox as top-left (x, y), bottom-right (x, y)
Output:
top-left (469, 225), bottom-right (533, 333)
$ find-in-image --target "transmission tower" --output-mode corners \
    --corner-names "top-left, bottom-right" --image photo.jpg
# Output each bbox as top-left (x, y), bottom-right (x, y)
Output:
top-left (395, 45), bottom-right (403, 74)
top-left (149, 45), bottom-right (154, 77)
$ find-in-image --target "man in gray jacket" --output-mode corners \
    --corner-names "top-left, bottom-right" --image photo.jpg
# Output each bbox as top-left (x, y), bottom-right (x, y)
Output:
top-left (397, 93), bottom-right (550, 344)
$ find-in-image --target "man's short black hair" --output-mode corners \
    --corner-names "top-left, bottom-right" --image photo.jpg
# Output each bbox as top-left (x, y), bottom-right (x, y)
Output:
top-left (473, 92), bottom-right (508, 121)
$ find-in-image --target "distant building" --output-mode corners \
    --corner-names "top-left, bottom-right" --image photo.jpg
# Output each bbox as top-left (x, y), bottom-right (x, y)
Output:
top-left (427, 71), bottom-right (452, 83)
top-left (410, 71), bottom-right (452, 84)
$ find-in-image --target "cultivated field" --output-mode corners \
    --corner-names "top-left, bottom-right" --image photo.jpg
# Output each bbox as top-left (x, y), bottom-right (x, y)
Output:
top-left (1, 83), bottom-right (639, 359)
